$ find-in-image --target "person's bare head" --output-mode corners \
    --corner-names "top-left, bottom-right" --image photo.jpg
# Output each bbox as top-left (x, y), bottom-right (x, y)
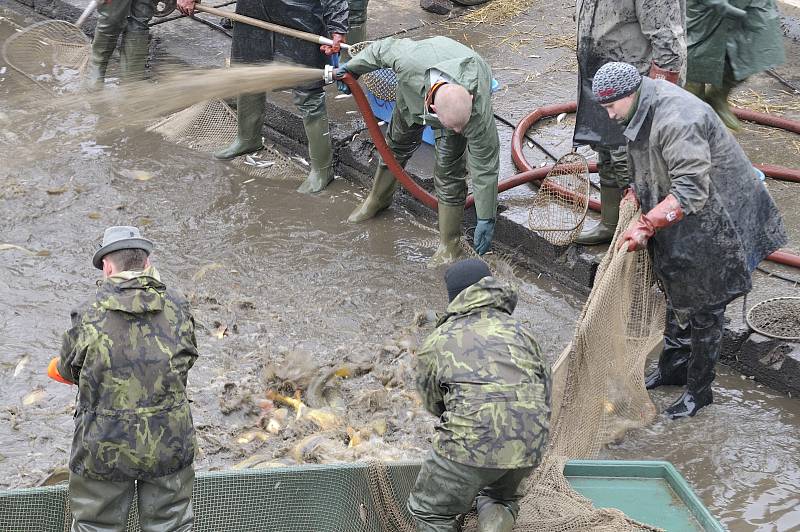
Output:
top-left (431, 84), bottom-right (473, 133)
top-left (102, 248), bottom-right (150, 278)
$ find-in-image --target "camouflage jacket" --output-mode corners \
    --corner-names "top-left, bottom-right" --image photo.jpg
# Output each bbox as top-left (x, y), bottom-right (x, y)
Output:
top-left (415, 277), bottom-right (551, 469)
top-left (57, 267), bottom-right (199, 481)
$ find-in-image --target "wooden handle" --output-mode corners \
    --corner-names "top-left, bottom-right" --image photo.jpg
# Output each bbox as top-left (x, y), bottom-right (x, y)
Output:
top-left (195, 5), bottom-right (349, 50)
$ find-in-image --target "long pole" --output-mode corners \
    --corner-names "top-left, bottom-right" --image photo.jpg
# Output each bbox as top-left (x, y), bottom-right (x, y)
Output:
top-left (194, 5), bottom-right (350, 50)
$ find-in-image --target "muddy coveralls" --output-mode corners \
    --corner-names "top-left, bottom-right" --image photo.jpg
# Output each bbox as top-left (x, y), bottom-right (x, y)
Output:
top-left (685, 0), bottom-right (785, 129)
top-left (344, 37), bottom-right (500, 264)
top-left (86, 0), bottom-right (156, 87)
top-left (214, 0), bottom-right (349, 194)
top-left (411, 277), bottom-right (551, 532)
top-left (574, 0), bottom-right (687, 244)
top-left (623, 78), bottom-right (787, 418)
top-left (55, 268), bottom-right (199, 532)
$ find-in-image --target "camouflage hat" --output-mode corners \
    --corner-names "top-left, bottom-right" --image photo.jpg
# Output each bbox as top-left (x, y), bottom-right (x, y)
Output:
top-left (92, 226), bottom-right (153, 269)
top-left (444, 259), bottom-right (491, 302)
top-left (592, 62), bottom-right (642, 104)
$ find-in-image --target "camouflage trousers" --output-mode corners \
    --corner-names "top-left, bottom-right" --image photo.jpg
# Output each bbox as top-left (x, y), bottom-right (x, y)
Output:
top-left (407, 451), bottom-right (533, 532)
top-left (69, 466), bottom-right (194, 532)
top-left (383, 109), bottom-right (470, 208)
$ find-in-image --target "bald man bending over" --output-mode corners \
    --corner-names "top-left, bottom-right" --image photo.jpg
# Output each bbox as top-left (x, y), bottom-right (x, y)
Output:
top-left (335, 37), bottom-right (499, 267)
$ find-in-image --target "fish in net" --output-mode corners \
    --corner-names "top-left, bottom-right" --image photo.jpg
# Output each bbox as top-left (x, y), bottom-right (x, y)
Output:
top-left (527, 152), bottom-right (590, 247)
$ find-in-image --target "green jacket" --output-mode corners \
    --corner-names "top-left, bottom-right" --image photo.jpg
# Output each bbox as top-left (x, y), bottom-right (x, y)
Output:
top-left (346, 37), bottom-right (499, 220)
top-left (686, 0), bottom-right (785, 85)
top-left (415, 277), bottom-right (551, 469)
top-left (58, 267), bottom-right (198, 481)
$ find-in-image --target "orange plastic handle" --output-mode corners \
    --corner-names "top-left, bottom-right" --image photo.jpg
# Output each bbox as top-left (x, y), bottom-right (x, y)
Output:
top-left (48, 357), bottom-right (74, 385)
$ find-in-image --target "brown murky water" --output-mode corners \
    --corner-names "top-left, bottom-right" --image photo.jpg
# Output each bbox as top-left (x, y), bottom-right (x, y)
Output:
top-left (2, 10), bottom-right (800, 531)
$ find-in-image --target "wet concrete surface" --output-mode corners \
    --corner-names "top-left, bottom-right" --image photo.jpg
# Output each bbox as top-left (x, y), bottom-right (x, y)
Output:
top-left (2, 1), bottom-right (800, 530)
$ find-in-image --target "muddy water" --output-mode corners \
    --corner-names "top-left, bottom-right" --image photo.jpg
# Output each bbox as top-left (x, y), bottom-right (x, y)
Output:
top-left (2, 14), bottom-right (800, 532)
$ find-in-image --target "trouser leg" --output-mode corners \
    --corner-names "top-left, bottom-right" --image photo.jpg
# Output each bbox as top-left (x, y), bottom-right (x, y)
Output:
top-left (295, 88), bottom-right (335, 193)
top-left (646, 306), bottom-right (692, 389)
top-left (475, 467), bottom-right (533, 532)
top-left (664, 308), bottom-right (724, 419)
top-left (87, 0), bottom-right (133, 88)
top-left (137, 466), bottom-right (195, 532)
top-left (347, 0), bottom-right (369, 44)
top-left (347, 110), bottom-right (424, 222)
top-left (429, 130), bottom-right (468, 267)
top-left (575, 145), bottom-right (627, 245)
top-left (119, 0), bottom-right (153, 82)
top-left (69, 472), bottom-right (135, 532)
top-left (407, 451), bottom-right (509, 532)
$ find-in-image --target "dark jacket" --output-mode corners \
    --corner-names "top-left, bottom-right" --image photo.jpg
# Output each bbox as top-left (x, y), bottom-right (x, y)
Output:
top-left (574, 0), bottom-right (687, 147)
top-left (415, 277), bottom-right (551, 469)
top-left (623, 78), bottom-right (787, 312)
top-left (58, 268), bottom-right (199, 481)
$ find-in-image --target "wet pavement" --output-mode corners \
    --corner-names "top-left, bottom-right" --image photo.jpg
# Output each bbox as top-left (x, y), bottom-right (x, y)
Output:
top-left (2, 1), bottom-right (800, 531)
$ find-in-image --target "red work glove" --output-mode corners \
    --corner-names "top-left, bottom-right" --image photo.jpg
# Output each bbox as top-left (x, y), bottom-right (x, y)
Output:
top-left (618, 194), bottom-right (684, 252)
top-left (621, 187), bottom-right (639, 210)
top-left (177, 0), bottom-right (197, 16)
top-left (649, 62), bottom-right (680, 84)
top-left (48, 357), bottom-right (74, 385)
top-left (321, 33), bottom-right (346, 56)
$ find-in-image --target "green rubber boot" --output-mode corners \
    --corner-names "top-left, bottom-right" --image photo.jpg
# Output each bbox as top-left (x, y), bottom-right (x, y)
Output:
top-left (84, 31), bottom-right (118, 90)
top-left (347, 23), bottom-right (367, 45)
top-left (213, 93), bottom-right (265, 160)
top-left (119, 30), bottom-right (150, 83)
top-left (347, 165), bottom-right (397, 222)
top-left (684, 81), bottom-right (705, 99)
top-left (575, 183), bottom-right (622, 245)
top-left (297, 112), bottom-right (334, 194)
top-left (704, 85), bottom-right (741, 131)
top-left (477, 503), bottom-right (515, 532)
top-left (428, 203), bottom-right (465, 268)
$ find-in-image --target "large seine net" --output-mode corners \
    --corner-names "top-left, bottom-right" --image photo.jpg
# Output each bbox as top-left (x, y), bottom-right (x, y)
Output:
top-left (1, 20), bottom-right (90, 91)
top-left (527, 152), bottom-right (590, 246)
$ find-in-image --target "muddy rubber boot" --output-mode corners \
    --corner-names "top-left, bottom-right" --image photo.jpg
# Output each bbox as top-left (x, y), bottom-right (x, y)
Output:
top-left (84, 31), bottom-right (119, 90)
top-left (575, 182), bottom-right (622, 245)
top-left (664, 310), bottom-right (723, 419)
top-left (428, 203), bottom-right (465, 268)
top-left (684, 81), bottom-right (705, 99)
top-left (704, 85), bottom-right (741, 131)
top-left (297, 113), bottom-right (334, 194)
top-left (477, 503), bottom-right (514, 532)
top-left (645, 310), bottom-right (691, 390)
top-left (213, 93), bottom-right (265, 160)
top-left (119, 30), bottom-right (149, 83)
top-left (346, 23), bottom-right (367, 45)
top-left (347, 165), bottom-right (398, 222)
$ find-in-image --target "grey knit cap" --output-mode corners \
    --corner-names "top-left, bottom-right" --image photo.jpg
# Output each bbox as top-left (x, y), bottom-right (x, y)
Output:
top-left (592, 62), bottom-right (642, 104)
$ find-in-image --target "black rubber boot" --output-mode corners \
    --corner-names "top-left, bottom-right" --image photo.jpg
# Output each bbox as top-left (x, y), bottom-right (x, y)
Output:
top-left (645, 309), bottom-right (691, 389)
top-left (664, 309), bottom-right (724, 419)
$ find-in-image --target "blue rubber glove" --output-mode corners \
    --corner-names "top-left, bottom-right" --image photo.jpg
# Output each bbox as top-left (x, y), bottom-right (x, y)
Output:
top-left (474, 218), bottom-right (495, 255)
top-left (334, 64), bottom-right (351, 95)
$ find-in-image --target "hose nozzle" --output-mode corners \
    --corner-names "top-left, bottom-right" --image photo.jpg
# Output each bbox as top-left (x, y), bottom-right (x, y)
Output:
top-left (323, 65), bottom-right (335, 85)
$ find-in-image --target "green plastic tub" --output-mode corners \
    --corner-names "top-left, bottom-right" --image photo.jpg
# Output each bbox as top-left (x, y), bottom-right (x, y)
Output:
top-left (565, 460), bottom-right (724, 531)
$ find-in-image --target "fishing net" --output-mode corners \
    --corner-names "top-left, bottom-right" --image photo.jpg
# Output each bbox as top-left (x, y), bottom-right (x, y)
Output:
top-left (1, 19), bottom-right (90, 91)
top-left (527, 152), bottom-right (590, 246)
top-left (147, 98), bottom-right (308, 181)
top-left (347, 41), bottom-right (398, 101)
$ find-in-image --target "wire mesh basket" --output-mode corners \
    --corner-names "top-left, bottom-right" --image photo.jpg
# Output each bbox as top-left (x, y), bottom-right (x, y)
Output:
top-left (346, 41), bottom-right (398, 101)
top-left (745, 296), bottom-right (800, 341)
top-left (527, 152), bottom-right (590, 247)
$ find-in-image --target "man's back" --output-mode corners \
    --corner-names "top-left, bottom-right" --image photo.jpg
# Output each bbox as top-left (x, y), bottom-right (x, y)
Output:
top-left (416, 277), bottom-right (550, 469)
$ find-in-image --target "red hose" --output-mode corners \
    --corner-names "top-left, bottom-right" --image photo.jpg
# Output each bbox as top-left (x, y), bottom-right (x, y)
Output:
top-left (342, 74), bottom-right (800, 269)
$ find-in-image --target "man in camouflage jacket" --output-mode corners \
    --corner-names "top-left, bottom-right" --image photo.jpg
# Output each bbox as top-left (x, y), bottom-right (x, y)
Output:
top-left (48, 226), bottom-right (198, 532)
top-left (410, 259), bottom-right (551, 532)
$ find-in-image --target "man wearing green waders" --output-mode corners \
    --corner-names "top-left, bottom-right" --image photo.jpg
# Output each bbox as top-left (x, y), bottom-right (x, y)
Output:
top-left (334, 37), bottom-right (500, 266)
top-left (178, 0), bottom-right (349, 194)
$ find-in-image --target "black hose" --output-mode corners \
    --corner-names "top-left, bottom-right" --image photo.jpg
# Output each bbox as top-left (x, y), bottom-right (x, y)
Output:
top-left (493, 113), bottom-right (559, 162)
top-left (756, 265), bottom-right (800, 286)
